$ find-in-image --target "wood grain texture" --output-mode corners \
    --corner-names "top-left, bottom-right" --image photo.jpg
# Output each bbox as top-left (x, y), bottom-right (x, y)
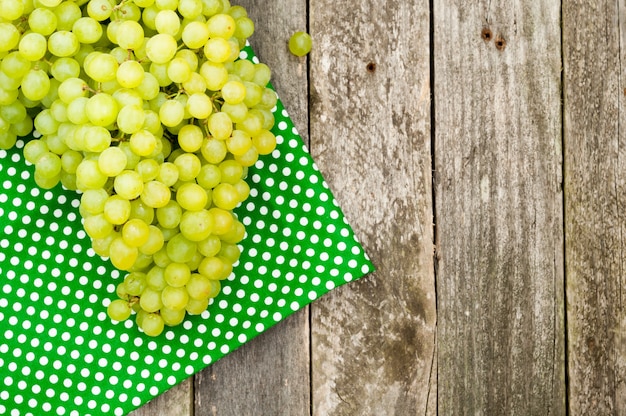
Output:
top-left (195, 312), bottom-right (310, 416)
top-left (563, 1), bottom-right (626, 413)
top-left (434, 1), bottom-right (565, 414)
top-left (192, 0), bottom-right (311, 415)
top-left (308, 0), bottom-right (436, 414)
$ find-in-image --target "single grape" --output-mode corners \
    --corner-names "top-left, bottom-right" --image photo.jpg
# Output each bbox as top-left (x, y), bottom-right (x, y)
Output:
top-left (107, 299), bottom-right (132, 321)
top-left (289, 31), bottom-right (313, 57)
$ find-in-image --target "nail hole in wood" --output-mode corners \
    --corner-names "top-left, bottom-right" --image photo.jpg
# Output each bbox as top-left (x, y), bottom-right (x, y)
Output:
top-left (481, 28), bottom-right (492, 42)
top-left (495, 35), bottom-right (506, 51)
top-left (366, 62), bottom-right (376, 73)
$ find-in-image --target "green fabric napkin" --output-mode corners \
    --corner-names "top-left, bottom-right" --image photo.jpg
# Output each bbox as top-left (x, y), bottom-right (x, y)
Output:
top-left (0, 47), bottom-right (374, 416)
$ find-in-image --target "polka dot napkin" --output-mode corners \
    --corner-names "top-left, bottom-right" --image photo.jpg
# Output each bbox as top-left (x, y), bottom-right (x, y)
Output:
top-left (0, 47), bottom-right (374, 416)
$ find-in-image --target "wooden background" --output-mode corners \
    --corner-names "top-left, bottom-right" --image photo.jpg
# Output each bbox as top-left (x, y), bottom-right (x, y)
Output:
top-left (130, 0), bottom-right (625, 414)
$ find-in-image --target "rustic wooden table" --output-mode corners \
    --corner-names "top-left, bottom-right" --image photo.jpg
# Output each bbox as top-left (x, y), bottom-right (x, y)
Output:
top-left (131, 0), bottom-right (625, 414)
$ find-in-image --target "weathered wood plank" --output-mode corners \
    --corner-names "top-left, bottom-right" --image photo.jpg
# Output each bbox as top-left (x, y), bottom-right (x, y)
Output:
top-left (195, 312), bottom-right (310, 416)
top-left (192, 0), bottom-right (311, 415)
top-left (308, 0), bottom-right (436, 414)
top-left (563, 1), bottom-right (626, 413)
top-left (434, 1), bottom-right (565, 414)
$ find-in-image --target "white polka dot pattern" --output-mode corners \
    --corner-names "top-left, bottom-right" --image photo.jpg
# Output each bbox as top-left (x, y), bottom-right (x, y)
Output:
top-left (0, 46), bottom-right (374, 415)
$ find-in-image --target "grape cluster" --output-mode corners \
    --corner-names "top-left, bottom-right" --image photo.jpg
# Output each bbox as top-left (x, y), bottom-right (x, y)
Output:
top-left (0, 0), bottom-right (278, 337)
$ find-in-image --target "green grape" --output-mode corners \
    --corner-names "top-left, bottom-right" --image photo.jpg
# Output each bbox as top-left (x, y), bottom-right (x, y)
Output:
top-left (66, 96), bottom-right (89, 125)
top-left (114, 170), bottom-right (145, 200)
top-left (156, 0), bottom-right (178, 10)
top-left (61, 150), bottom-right (83, 174)
top-left (206, 13), bottom-right (235, 38)
top-left (21, 69), bottom-right (51, 102)
top-left (0, 100), bottom-right (27, 125)
top-left (289, 31), bottom-right (312, 57)
top-left (159, 99), bottom-right (185, 127)
top-left (136, 159), bottom-right (160, 182)
top-left (23, 139), bottom-right (48, 164)
top-left (173, 153), bottom-right (201, 181)
top-left (167, 57), bottom-right (192, 83)
top-left (130, 129), bottom-right (157, 156)
top-left (122, 218), bottom-right (151, 247)
top-left (252, 129), bottom-right (277, 155)
top-left (185, 297), bottom-right (209, 315)
top-left (146, 266), bottom-right (167, 291)
top-left (83, 213), bottom-right (114, 239)
top-left (140, 313), bottom-right (165, 337)
top-left (35, 152), bottom-right (63, 179)
top-left (154, 162), bottom-right (178, 188)
top-left (185, 93), bottom-right (212, 119)
top-left (110, 237), bottom-right (140, 271)
top-left (0, 88), bottom-right (19, 107)
top-left (179, 209), bottom-right (213, 241)
top-left (161, 285), bottom-right (189, 311)
top-left (34, 109), bottom-right (59, 136)
top-left (225, 129), bottom-right (252, 155)
top-left (197, 235), bottom-right (221, 257)
top-left (129, 199), bottom-right (156, 224)
top-left (117, 104), bottom-right (146, 134)
top-left (209, 207), bottom-right (233, 235)
top-left (176, 182), bottom-right (208, 211)
top-left (54, 1), bottom-right (82, 31)
top-left (28, 9), bottom-right (58, 36)
top-left (220, 219), bottom-right (246, 244)
top-left (218, 159), bottom-right (243, 184)
top-left (198, 255), bottom-right (228, 280)
top-left (85, 52), bottom-right (118, 83)
top-left (160, 307), bottom-right (186, 326)
top-left (83, 126), bottom-right (112, 153)
top-left (57, 77), bottom-right (89, 104)
top-left (196, 164), bottom-right (221, 190)
top-left (49, 100), bottom-right (68, 124)
top-left (139, 225), bottom-right (165, 255)
top-left (156, 200), bottom-right (182, 229)
top-left (212, 182), bottom-right (240, 210)
top-left (139, 287), bottom-right (163, 312)
top-left (2, 52), bottom-right (31, 79)
top-left (166, 233), bottom-right (197, 263)
top-left (186, 273), bottom-right (220, 300)
top-left (140, 180), bottom-right (172, 208)
top-left (146, 33), bottom-right (178, 64)
top-left (203, 37), bottom-right (232, 63)
top-left (87, 0), bottom-right (114, 21)
top-left (117, 60), bottom-right (145, 89)
top-left (164, 262), bottom-right (191, 287)
top-left (182, 72), bottom-right (207, 94)
top-left (200, 61), bottom-right (228, 91)
top-left (81, 188), bottom-right (109, 215)
top-left (178, 0), bottom-right (203, 19)
top-left (103, 195), bottom-right (132, 225)
top-left (234, 145), bottom-right (259, 167)
top-left (98, 147), bottom-right (127, 177)
top-left (107, 299), bottom-right (132, 321)
top-left (0, 0), bottom-right (24, 20)
top-left (85, 93), bottom-right (119, 126)
top-left (116, 20), bottom-right (145, 50)
top-left (155, 9), bottom-right (180, 36)
top-left (73, 17), bottom-right (103, 44)
top-left (177, 124), bottom-right (204, 152)
top-left (48, 31), bottom-right (80, 57)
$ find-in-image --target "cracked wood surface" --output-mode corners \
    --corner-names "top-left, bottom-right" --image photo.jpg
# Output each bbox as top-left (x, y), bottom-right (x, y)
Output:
top-left (130, 1), bottom-right (626, 415)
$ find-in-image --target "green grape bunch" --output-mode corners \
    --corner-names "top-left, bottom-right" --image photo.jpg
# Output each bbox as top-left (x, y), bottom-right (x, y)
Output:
top-left (0, 0), bottom-right (279, 337)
